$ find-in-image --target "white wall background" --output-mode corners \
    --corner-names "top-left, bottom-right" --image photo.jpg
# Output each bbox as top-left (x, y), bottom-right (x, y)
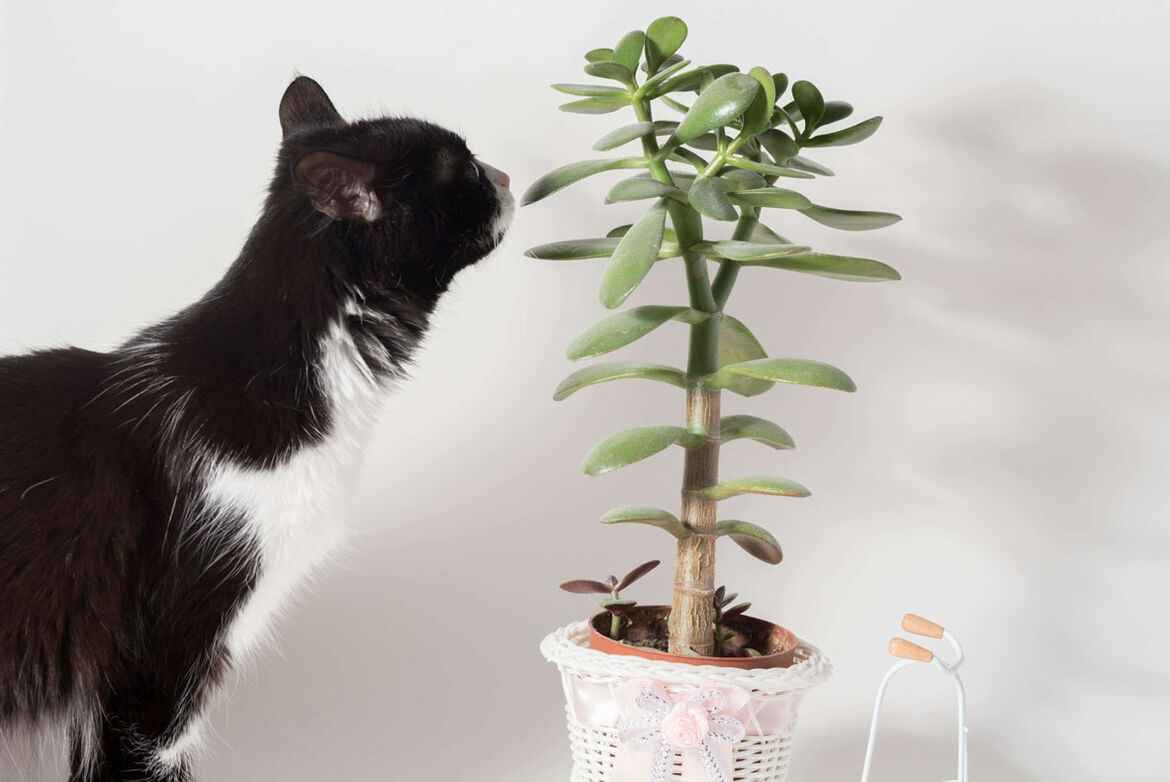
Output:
top-left (2, 1), bottom-right (1168, 780)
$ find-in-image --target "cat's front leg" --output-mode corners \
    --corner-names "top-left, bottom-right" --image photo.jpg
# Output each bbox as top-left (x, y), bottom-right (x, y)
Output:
top-left (70, 696), bottom-right (207, 782)
top-left (70, 719), bottom-right (194, 782)
top-left (69, 641), bottom-right (226, 782)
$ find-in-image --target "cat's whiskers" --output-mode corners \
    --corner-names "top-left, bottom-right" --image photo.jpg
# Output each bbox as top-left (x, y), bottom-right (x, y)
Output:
top-left (19, 477), bottom-right (58, 502)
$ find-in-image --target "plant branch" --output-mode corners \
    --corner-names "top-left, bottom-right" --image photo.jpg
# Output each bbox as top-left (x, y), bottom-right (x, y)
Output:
top-left (634, 98), bottom-right (717, 318)
top-left (711, 207), bottom-right (760, 308)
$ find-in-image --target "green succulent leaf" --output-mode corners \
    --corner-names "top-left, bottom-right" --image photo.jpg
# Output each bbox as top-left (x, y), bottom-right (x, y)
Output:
top-left (792, 80), bottom-right (826, 134)
top-left (777, 104), bottom-right (802, 135)
top-left (638, 58), bottom-right (692, 97)
top-left (726, 187), bottom-right (813, 210)
top-left (720, 415), bottom-right (795, 449)
top-left (704, 358), bottom-right (857, 392)
top-left (521, 158), bottom-right (647, 205)
top-left (704, 476), bottom-right (811, 501)
top-left (559, 97), bottom-right (630, 114)
top-left (552, 83), bottom-right (629, 98)
top-left (647, 66), bottom-right (709, 96)
top-left (669, 169), bottom-right (766, 192)
top-left (606, 222), bottom-right (680, 245)
top-left (667, 147), bottom-right (709, 169)
top-left (602, 505), bottom-right (679, 523)
top-left (693, 240), bottom-right (812, 261)
top-left (739, 66), bottom-right (776, 135)
top-left (672, 73), bottom-right (760, 143)
top-left (757, 129), bottom-right (799, 162)
top-left (717, 520), bottom-right (784, 564)
top-left (715, 169), bottom-right (768, 189)
top-left (644, 16), bottom-right (688, 73)
top-left (687, 175), bottom-right (738, 221)
top-left (787, 155), bottom-right (835, 177)
top-left (524, 237), bottom-right (620, 260)
top-left (522, 235), bottom-right (678, 261)
top-left (585, 60), bottom-right (635, 83)
top-left (646, 53), bottom-right (685, 73)
top-left (821, 100), bottom-right (854, 125)
top-left (567, 305), bottom-right (704, 360)
top-left (612, 31), bottom-right (646, 73)
top-left (799, 205), bottom-right (902, 231)
top-left (685, 133), bottom-right (720, 151)
top-left (771, 73), bottom-right (789, 100)
top-left (585, 48), bottom-right (614, 63)
top-left (804, 117), bottom-right (883, 148)
top-left (725, 157), bottom-right (814, 179)
top-left (605, 177), bottom-right (687, 204)
top-left (552, 361), bottom-right (687, 401)
top-left (660, 95), bottom-right (692, 114)
top-left (593, 121), bottom-right (678, 151)
top-left (749, 222), bottom-right (793, 244)
top-left (745, 252), bottom-right (901, 282)
top-left (601, 505), bottom-right (692, 539)
top-left (701, 64), bottom-right (741, 81)
top-left (717, 315), bottom-right (771, 397)
top-left (741, 66), bottom-right (777, 135)
top-left (583, 425), bottom-right (690, 476)
top-left (600, 200), bottom-right (668, 308)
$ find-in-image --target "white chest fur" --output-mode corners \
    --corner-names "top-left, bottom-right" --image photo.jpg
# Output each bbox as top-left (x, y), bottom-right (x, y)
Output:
top-left (201, 317), bottom-right (389, 661)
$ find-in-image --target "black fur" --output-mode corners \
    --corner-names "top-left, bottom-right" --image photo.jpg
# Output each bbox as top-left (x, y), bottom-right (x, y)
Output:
top-left (0, 76), bottom-right (511, 781)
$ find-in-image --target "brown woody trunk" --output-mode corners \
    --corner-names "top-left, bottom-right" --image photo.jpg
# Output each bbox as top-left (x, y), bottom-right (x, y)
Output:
top-left (667, 382), bottom-right (720, 655)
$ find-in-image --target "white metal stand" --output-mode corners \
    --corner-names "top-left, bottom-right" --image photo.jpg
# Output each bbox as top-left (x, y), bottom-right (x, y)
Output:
top-left (858, 614), bottom-right (969, 782)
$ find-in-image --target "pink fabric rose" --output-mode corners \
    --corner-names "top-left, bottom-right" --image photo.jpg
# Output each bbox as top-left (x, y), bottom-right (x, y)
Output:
top-left (660, 701), bottom-right (710, 748)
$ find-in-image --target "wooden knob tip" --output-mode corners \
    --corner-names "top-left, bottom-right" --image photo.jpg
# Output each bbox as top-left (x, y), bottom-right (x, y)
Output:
top-left (902, 613), bottom-right (944, 639)
top-left (889, 637), bottom-right (933, 662)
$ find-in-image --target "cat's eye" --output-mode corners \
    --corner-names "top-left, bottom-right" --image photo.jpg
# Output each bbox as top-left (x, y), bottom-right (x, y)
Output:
top-left (467, 160), bottom-right (481, 181)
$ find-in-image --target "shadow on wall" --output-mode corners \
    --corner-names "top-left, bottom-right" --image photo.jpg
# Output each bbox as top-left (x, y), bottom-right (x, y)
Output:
top-left (907, 92), bottom-right (1169, 614)
top-left (795, 83), bottom-right (1170, 779)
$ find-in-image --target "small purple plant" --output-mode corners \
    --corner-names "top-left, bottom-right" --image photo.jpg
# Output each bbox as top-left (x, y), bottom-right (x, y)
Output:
top-left (712, 585), bottom-right (756, 656)
top-left (560, 560), bottom-right (660, 639)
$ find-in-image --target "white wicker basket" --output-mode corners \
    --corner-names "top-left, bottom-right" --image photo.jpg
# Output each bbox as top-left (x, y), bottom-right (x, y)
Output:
top-left (541, 621), bottom-right (833, 782)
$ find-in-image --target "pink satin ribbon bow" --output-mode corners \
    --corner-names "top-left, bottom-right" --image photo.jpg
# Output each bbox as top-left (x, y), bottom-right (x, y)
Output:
top-left (612, 679), bottom-right (751, 782)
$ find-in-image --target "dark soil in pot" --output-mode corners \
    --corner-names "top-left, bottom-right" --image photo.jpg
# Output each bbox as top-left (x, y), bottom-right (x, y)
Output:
top-left (589, 605), bottom-right (798, 669)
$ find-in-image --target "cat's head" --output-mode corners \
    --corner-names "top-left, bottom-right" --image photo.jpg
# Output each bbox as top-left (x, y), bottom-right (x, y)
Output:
top-left (274, 76), bottom-right (513, 298)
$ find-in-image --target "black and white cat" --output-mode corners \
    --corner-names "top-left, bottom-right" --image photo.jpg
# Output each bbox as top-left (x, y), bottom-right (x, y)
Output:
top-left (0, 75), bottom-right (513, 781)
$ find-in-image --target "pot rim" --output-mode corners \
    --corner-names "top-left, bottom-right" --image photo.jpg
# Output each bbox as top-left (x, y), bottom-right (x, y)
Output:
top-left (540, 620), bottom-right (833, 693)
top-left (587, 606), bottom-right (798, 669)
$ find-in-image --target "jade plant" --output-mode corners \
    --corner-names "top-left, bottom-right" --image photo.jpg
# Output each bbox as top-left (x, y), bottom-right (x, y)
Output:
top-left (524, 16), bottom-right (900, 657)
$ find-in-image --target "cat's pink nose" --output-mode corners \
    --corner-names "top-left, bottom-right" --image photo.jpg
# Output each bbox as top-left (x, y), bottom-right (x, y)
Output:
top-left (480, 162), bottom-right (510, 189)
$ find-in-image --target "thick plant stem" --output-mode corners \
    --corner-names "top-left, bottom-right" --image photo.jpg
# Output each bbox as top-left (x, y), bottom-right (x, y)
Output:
top-left (635, 97), bottom-right (724, 655)
top-left (670, 382), bottom-right (721, 655)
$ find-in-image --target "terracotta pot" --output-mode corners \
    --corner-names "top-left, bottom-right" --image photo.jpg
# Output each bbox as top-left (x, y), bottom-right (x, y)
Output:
top-left (587, 605), bottom-right (798, 669)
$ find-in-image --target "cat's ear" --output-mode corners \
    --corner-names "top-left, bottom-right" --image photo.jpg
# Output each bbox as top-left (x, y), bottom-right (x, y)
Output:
top-left (293, 151), bottom-right (382, 221)
top-left (279, 76), bottom-right (343, 137)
